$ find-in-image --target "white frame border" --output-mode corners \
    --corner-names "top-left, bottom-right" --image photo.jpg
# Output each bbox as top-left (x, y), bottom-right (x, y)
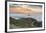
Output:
top-left (7, 2), bottom-right (44, 32)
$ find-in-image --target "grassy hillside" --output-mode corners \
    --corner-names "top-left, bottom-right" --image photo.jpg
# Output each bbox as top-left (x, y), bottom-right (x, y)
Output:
top-left (10, 17), bottom-right (42, 28)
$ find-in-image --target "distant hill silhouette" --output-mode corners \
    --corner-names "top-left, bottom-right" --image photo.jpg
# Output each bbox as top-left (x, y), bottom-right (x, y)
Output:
top-left (10, 17), bottom-right (42, 28)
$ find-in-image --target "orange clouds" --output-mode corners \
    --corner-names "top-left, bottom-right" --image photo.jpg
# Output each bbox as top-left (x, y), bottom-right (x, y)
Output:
top-left (9, 7), bottom-right (32, 14)
top-left (9, 6), bottom-right (42, 14)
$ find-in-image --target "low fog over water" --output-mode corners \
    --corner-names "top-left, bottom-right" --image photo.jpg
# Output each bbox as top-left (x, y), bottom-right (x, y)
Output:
top-left (9, 13), bottom-right (42, 21)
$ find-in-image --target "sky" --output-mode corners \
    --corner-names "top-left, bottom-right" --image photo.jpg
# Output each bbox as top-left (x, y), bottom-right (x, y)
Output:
top-left (9, 4), bottom-right (42, 21)
top-left (9, 5), bottom-right (42, 14)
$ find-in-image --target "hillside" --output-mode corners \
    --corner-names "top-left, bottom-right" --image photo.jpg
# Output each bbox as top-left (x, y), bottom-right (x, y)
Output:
top-left (10, 17), bottom-right (42, 29)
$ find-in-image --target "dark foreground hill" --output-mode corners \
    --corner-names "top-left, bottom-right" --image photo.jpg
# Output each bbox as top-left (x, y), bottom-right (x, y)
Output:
top-left (10, 17), bottom-right (42, 28)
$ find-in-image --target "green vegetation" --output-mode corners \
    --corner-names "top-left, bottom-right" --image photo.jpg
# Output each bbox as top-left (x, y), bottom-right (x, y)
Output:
top-left (10, 17), bottom-right (42, 28)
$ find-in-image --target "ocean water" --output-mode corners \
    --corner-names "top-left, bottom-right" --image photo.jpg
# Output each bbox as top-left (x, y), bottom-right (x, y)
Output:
top-left (9, 13), bottom-right (42, 21)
